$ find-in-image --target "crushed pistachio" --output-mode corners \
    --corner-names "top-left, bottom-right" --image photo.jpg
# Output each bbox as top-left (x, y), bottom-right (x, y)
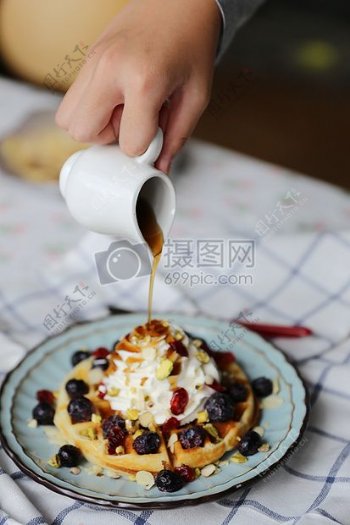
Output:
top-left (230, 452), bottom-right (248, 464)
top-left (156, 359), bottom-right (173, 380)
top-left (107, 387), bottom-right (120, 397)
top-left (197, 410), bottom-right (209, 424)
top-left (195, 350), bottom-right (210, 364)
top-left (126, 408), bottom-right (139, 421)
top-left (80, 427), bottom-right (97, 440)
top-left (201, 464), bottom-right (216, 477)
top-left (136, 470), bottom-right (155, 490)
top-left (174, 331), bottom-right (183, 341)
top-left (195, 467), bottom-right (201, 478)
top-left (203, 423), bottom-right (220, 442)
top-left (48, 455), bottom-right (60, 468)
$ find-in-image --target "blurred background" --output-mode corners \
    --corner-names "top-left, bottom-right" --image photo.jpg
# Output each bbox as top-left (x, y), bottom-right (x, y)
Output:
top-left (0, 0), bottom-right (349, 188)
top-left (195, 0), bottom-right (350, 189)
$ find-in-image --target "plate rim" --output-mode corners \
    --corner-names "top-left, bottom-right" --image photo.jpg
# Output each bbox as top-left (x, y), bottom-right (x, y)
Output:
top-left (0, 312), bottom-right (310, 509)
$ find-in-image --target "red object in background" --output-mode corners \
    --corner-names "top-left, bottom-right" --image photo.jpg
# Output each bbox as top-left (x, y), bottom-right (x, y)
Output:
top-left (237, 321), bottom-right (313, 338)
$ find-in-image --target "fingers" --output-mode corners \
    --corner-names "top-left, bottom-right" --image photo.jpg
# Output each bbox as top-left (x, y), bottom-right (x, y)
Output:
top-left (156, 83), bottom-right (210, 173)
top-left (118, 85), bottom-right (165, 156)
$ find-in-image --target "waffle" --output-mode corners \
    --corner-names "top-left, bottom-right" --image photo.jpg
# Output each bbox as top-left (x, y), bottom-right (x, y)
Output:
top-left (54, 321), bottom-right (259, 476)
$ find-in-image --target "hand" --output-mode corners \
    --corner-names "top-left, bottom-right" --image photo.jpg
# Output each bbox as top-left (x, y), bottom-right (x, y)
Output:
top-left (55, 0), bottom-right (221, 173)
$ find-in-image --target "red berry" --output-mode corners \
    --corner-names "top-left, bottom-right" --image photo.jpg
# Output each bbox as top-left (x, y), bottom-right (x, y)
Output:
top-left (98, 390), bottom-right (106, 399)
top-left (169, 340), bottom-right (188, 357)
top-left (170, 388), bottom-right (189, 415)
top-left (92, 347), bottom-right (110, 358)
top-left (209, 380), bottom-right (226, 393)
top-left (36, 390), bottom-right (55, 405)
top-left (162, 417), bottom-right (180, 434)
top-left (212, 351), bottom-right (235, 368)
top-left (174, 465), bottom-right (196, 482)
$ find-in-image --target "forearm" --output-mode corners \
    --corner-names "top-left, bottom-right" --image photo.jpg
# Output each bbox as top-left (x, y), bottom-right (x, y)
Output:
top-left (215, 0), bottom-right (265, 59)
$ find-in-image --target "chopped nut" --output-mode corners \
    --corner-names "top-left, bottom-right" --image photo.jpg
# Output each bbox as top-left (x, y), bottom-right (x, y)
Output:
top-left (48, 455), bottom-right (60, 468)
top-left (133, 429), bottom-right (143, 439)
top-left (192, 339), bottom-right (202, 348)
top-left (91, 414), bottom-right (102, 424)
top-left (139, 411), bottom-right (154, 428)
top-left (219, 460), bottom-right (229, 467)
top-left (88, 368), bottom-right (104, 385)
top-left (70, 467), bottom-right (81, 475)
top-left (205, 375), bottom-right (214, 385)
top-left (201, 464), bottom-right (216, 477)
top-left (231, 452), bottom-right (248, 464)
top-left (261, 395), bottom-right (283, 409)
top-left (126, 408), bottom-right (139, 421)
top-left (27, 419), bottom-right (38, 429)
top-left (272, 377), bottom-right (280, 395)
top-left (156, 359), bottom-right (173, 380)
top-left (258, 442), bottom-right (270, 452)
top-left (203, 423), bottom-right (220, 442)
top-left (91, 465), bottom-right (103, 476)
top-left (195, 350), bottom-right (210, 364)
top-left (115, 446), bottom-right (125, 455)
top-left (148, 423), bottom-right (156, 432)
top-left (197, 410), bottom-right (209, 423)
top-left (167, 433), bottom-right (178, 453)
top-left (128, 474), bottom-right (136, 481)
top-left (253, 425), bottom-right (265, 437)
top-left (142, 347), bottom-right (156, 361)
top-left (136, 470), bottom-right (155, 490)
top-left (195, 467), bottom-right (201, 478)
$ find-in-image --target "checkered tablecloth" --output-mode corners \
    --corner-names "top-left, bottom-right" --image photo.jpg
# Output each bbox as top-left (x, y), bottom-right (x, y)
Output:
top-left (1, 78), bottom-right (350, 525)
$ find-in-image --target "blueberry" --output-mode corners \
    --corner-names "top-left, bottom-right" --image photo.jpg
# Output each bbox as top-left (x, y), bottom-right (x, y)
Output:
top-left (228, 383), bottom-right (248, 403)
top-left (238, 430), bottom-right (262, 456)
top-left (179, 426), bottom-right (206, 449)
top-left (204, 392), bottom-right (235, 422)
top-left (33, 402), bottom-right (55, 425)
top-left (92, 357), bottom-right (109, 370)
top-left (133, 431), bottom-right (161, 455)
top-left (155, 469), bottom-right (184, 492)
top-left (57, 445), bottom-right (82, 467)
top-left (71, 350), bottom-right (91, 367)
top-left (67, 396), bottom-right (93, 423)
top-left (102, 415), bottom-right (126, 439)
top-left (252, 377), bottom-right (273, 397)
top-left (65, 379), bottom-right (89, 399)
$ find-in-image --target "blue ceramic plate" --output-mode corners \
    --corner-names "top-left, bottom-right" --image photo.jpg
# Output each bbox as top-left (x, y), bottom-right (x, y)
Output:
top-left (0, 313), bottom-right (308, 508)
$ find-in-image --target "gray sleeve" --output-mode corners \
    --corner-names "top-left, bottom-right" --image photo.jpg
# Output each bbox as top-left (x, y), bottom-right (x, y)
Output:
top-left (215, 0), bottom-right (265, 59)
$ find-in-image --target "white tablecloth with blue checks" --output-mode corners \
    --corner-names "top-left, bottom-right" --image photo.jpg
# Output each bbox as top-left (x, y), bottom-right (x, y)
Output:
top-left (0, 78), bottom-right (350, 525)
